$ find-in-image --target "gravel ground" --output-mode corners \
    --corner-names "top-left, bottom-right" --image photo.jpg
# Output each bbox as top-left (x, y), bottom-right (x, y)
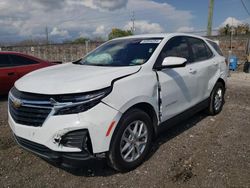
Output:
top-left (0, 72), bottom-right (250, 188)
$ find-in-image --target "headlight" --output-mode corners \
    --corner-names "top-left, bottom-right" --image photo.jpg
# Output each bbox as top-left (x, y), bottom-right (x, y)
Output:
top-left (54, 87), bottom-right (111, 115)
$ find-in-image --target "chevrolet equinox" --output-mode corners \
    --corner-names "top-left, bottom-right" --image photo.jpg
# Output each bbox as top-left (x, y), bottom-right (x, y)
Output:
top-left (8, 33), bottom-right (227, 171)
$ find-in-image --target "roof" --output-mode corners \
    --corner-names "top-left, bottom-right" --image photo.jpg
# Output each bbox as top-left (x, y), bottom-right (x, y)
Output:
top-left (112, 33), bottom-right (214, 42)
top-left (0, 51), bottom-right (48, 62)
top-left (0, 51), bottom-right (28, 55)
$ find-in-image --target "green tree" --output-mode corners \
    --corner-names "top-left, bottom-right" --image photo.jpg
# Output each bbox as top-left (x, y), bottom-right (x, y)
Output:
top-left (236, 24), bottom-right (249, 35)
top-left (219, 24), bottom-right (230, 35)
top-left (219, 24), bottom-right (249, 36)
top-left (108, 28), bottom-right (133, 40)
top-left (72, 37), bottom-right (89, 44)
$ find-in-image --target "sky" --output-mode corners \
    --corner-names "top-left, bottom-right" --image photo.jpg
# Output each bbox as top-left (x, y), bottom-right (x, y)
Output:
top-left (0, 0), bottom-right (249, 43)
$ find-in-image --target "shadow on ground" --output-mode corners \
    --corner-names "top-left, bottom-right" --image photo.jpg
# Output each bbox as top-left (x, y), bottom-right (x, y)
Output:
top-left (0, 95), bottom-right (8, 101)
top-left (51, 111), bottom-right (208, 177)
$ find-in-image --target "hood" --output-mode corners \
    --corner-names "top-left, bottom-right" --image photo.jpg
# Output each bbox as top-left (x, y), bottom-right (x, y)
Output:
top-left (15, 63), bottom-right (141, 94)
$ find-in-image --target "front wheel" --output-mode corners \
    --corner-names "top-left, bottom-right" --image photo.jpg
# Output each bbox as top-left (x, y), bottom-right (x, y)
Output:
top-left (207, 82), bottom-right (225, 115)
top-left (107, 109), bottom-right (153, 172)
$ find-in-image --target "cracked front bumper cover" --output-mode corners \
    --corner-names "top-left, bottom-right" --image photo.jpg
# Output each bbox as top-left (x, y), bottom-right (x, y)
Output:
top-left (14, 134), bottom-right (94, 168)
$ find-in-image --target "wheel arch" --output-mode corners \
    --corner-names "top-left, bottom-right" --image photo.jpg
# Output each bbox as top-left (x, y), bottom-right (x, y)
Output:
top-left (217, 77), bottom-right (226, 89)
top-left (131, 102), bottom-right (158, 138)
top-left (109, 102), bottom-right (159, 149)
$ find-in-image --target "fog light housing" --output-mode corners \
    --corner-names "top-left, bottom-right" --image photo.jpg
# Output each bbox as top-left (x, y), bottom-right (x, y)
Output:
top-left (60, 129), bottom-right (93, 154)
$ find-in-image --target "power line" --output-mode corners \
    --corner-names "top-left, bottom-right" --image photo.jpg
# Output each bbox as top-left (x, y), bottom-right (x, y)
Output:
top-left (240, 0), bottom-right (250, 17)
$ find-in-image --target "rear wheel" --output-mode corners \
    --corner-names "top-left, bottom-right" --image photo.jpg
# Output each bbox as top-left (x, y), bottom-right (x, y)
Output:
top-left (107, 108), bottom-right (153, 172)
top-left (207, 82), bottom-right (225, 115)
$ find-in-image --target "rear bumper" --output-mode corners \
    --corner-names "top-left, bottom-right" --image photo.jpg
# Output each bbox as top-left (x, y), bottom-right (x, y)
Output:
top-left (14, 134), bottom-right (94, 168)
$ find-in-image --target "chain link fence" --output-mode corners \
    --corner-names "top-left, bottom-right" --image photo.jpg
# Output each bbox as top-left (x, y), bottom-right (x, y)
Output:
top-left (0, 41), bottom-right (103, 62)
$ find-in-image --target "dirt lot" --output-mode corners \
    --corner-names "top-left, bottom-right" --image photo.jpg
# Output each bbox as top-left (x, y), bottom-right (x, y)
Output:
top-left (0, 72), bottom-right (250, 188)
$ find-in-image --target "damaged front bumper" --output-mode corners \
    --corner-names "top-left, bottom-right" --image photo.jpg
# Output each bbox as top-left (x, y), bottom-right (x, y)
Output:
top-left (13, 130), bottom-right (95, 168)
top-left (8, 100), bottom-right (122, 167)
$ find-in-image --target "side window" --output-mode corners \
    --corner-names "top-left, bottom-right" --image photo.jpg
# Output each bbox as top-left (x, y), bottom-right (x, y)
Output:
top-left (0, 54), bottom-right (12, 68)
top-left (188, 37), bottom-right (213, 62)
top-left (10, 55), bottom-right (38, 66)
top-left (156, 36), bottom-right (191, 66)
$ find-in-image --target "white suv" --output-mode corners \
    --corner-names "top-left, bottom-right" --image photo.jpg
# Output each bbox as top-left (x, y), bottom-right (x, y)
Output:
top-left (8, 33), bottom-right (227, 171)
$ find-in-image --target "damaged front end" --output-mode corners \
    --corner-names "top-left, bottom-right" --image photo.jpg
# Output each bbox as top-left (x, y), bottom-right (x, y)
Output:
top-left (14, 129), bottom-right (95, 168)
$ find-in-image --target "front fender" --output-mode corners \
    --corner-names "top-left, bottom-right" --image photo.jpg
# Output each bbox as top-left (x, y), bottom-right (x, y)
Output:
top-left (102, 70), bottom-right (159, 117)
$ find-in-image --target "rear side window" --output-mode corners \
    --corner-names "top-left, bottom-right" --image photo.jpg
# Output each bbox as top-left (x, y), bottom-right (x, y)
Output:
top-left (10, 55), bottom-right (38, 66)
top-left (188, 37), bottom-right (213, 62)
top-left (0, 54), bottom-right (12, 68)
top-left (156, 36), bottom-right (191, 66)
top-left (207, 40), bottom-right (224, 56)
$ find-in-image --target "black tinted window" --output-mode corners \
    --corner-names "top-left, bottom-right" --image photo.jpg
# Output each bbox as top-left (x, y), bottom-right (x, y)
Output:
top-left (188, 37), bottom-right (213, 62)
top-left (207, 40), bottom-right (224, 56)
top-left (0, 54), bottom-right (12, 68)
top-left (157, 36), bottom-right (191, 65)
top-left (10, 55), bottom-right (38, 66)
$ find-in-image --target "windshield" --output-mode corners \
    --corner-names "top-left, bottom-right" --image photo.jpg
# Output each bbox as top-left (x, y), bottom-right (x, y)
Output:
top-left (79, 38), bottom-right (162, 67)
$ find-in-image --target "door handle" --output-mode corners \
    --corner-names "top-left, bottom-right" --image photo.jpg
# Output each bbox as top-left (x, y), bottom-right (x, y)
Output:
top-left (212, 62), bottom-right (218, 66)
top-left (189, 68), bottom-right (197, 74)
top-left (8, 72), bottom-right (15, 76)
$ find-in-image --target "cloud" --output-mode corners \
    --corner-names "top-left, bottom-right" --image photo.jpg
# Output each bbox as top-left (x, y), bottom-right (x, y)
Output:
top-left (220, 17), bottom-right (244, 27)
top-left (127, 0), bottom-right (193, 30)
top-left (82, 0), bottom-right (128, 11)
top-left (176, 26), bottom-right (195, 33)
top-left (124, 20), bottom-right (164, 34)
top-left (35, 0), bottom-right (67, 10)
top-left (0, 0), bottom-right (194, 43)
top-left (50, 27), bottom-right (69, 37)
top-left (94, 0), bottom-right (128, 11)
top-left (93, 25), bottom-right (106, 35)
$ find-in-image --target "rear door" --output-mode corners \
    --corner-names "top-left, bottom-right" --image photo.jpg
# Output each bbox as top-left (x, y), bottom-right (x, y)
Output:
top-left (155, 36), bottom-right (198, 121)
top-left (9, 55), bottom-right (41, 78)
top-left (187, 37), bottom-right (218, 101)
top-left (0, 54), bottom-right (19, 94)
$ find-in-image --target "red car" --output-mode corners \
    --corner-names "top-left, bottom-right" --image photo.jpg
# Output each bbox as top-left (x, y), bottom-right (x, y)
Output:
top-left (0, 51), bottom-right (58, 95)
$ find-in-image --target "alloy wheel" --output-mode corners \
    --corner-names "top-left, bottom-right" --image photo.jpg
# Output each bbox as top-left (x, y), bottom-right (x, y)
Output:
top-left (120, 120), bottom-right (148, 162)
top-left (214, 88), bottom-right (223, 111)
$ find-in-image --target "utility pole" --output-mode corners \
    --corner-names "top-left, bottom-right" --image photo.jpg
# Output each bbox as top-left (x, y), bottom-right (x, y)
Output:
top-left (45, 26), bottom-right (49, 44)
top-left (131, 11), bottom-right (135, 34)
top-left (207, 0), bottom-right (214, 36)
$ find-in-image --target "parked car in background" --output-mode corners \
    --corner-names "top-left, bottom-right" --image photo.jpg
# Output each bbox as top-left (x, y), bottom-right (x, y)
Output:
top-left (0, 52), bottom-right (58, 95)
top-left (8, 33), bottom-right (227, 171)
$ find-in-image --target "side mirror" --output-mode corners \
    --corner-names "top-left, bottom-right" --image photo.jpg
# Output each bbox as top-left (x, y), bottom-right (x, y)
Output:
top-left (157, 57), bottom-right (187, 70)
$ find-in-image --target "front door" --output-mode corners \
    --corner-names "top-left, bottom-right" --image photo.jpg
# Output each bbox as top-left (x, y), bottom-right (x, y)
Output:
top-left (155, 36), bottom-right (198, 121)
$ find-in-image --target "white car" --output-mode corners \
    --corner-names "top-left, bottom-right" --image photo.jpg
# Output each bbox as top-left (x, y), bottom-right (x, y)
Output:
top-left (8, 33), bottom-right (227, 171)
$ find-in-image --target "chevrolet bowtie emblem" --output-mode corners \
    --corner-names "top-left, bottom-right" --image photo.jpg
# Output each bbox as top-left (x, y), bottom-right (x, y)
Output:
top-left (12, 98), bottom-right (22, 108)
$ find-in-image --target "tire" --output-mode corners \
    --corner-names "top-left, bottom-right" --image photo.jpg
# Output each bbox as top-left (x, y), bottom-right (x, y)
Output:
top-left (207, 82), bottom-right (225, 115)
top-left (107, 108), bottom-right (153, 172)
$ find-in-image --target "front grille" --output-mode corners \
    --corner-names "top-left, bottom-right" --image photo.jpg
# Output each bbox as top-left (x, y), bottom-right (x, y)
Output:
top-left (9, 87), bottom-right (52, 127)
top-left (9, 100), bottom-right (51, 126)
